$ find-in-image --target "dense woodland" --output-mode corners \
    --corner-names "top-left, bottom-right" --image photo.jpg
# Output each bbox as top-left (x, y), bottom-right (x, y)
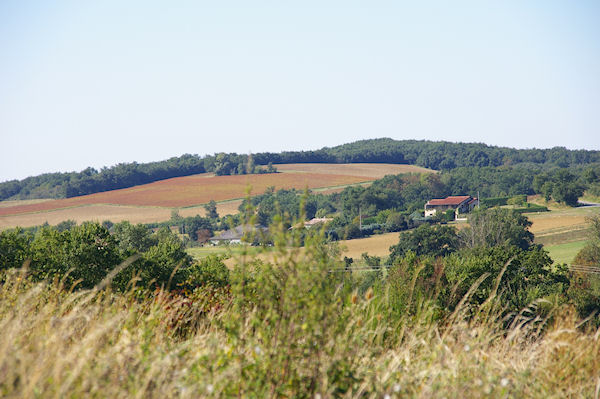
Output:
top-left (2, 138), bottom-right (599, 201)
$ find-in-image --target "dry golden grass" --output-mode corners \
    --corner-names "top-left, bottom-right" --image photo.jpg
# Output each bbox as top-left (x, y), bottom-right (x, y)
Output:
top-left (0, 204), bottom-right (174, 229)
top-left (213, 231), bottom-right (400, 267)
top-left (275, 163), bottom-right (435, 178)
top-left (0, 199), bottom-right (246, 230)
top-left (339, 232), bottom-right (399, 259)
top-left (528, 206), bottom-right (600, 234)
top-left (0, 199), bottom-right (52, 208)
top-left (1, 261), bottom-right (599, 397)
top-left (0, 171), bottom-right (373, 217)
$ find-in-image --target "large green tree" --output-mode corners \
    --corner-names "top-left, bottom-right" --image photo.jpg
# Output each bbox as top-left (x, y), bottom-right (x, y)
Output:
top-left (30, 222), bottom-right (121, 289)
top-left (389, 223), bottom-right (458, 263)
top-left (458, 208), bottom-right (534, 250)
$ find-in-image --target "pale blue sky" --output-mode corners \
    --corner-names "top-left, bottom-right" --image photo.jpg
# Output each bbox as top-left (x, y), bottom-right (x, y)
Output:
top-left (1, 1), bottom-right (599, 182)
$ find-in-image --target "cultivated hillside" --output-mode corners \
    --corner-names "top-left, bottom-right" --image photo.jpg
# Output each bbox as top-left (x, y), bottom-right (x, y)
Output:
top-left (2, 138), bottom-right (598, 201)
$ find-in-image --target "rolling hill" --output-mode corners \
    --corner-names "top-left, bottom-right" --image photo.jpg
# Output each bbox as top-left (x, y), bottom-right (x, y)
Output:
top-left (0, 163), bottom-right (433, 229)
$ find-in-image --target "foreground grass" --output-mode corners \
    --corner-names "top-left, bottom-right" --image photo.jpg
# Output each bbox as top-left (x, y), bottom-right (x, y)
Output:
top-left (1, 266), bottom-right (599, 398)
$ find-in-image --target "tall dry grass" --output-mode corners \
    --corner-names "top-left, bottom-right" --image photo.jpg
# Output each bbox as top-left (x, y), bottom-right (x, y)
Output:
top-left (1, 248), bottom-right (599, 397)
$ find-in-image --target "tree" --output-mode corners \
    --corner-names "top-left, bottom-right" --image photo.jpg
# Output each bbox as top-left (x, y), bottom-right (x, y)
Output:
top-left (30, 222), bottom-right (121, 289)
top-left (551, 169), bottom-right (585, 206)
top-left (444, 246), bottom-right (568, 314)
top-left (0, 228), bottom-right (32, 271)
top-left (204, 200), bottom-right (219, 220)
top-left (114, 227), bottom-right (193, 290)
top-left (389, 224), bottom-right (457, 263)
top-left (458, 208), bottom-right (533, 250)
top-left (567, 215), bottom-right (600, 321)
top-left (180, 215), bottom-right (213, 241)
top-left (185, 255), bottom-right (230, 288)
top-left (572, 215), bottom-right (600, 267)
top-left (112, 221), bottom-right (157, 254)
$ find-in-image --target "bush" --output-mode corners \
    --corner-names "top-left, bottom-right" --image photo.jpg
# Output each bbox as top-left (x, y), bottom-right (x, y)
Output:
top-left (185, 255), bottom-right (230, 288)
top-left (0, 228), bottom-right (32, 271)
top-left (480, 196), bottom-right (511, 207)
top-left (389, 224), bottom-right (458, 263)
top-left (30, 223), bottom-right (122, 289)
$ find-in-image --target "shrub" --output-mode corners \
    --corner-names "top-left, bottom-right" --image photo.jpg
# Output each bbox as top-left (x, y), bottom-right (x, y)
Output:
top-left (389, 224), bottom-right (458, 263)
top-left (184, 255), bottom-right (230, 288)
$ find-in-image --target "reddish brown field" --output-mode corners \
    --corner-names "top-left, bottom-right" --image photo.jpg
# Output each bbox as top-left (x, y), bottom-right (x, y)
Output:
top-left (0, 172), bottom-right (374, 217)
top-left (0, 163), bottom-right (438, 229)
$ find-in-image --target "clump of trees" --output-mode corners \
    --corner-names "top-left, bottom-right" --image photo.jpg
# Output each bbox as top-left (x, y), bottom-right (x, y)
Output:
top-left (0, 221), bottom-right (229, 292)
top-left (568, 215), bottom-right (600, 319)
top-left (385, 208), bottom-right (570, 319)
top-left (533, 169), bottom-right (586, 206)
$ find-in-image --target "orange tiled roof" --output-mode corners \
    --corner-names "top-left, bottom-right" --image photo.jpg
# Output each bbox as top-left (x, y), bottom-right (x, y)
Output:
top-left (427, 196), bottom-right (473, 206)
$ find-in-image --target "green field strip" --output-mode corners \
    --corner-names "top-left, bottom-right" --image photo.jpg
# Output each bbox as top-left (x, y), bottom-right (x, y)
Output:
top-left (545, 240), bottom-right (589, 265)
top-left (535, 228), bottom-right (591, 246)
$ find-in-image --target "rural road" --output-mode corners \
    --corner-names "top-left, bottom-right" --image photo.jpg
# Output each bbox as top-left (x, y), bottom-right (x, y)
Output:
top-left (578, 200), bottom-right (600, 207)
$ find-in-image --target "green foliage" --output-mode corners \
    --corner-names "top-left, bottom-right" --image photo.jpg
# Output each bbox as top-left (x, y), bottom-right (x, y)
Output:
top-left (240, 187), bottom-right (311, 226)
top-left (184, 255), bottom-right (230, 288)
top-left (513, 203), bottom-right (548, 214)
top-left (444, 246), bottom-right (568, 314)
top-left (389, 224), bottom-right (458, 263)
top-left (114, 227), bottom-right (192, 290)
top-left (112, 221), bottom-right (157, 254)
top-left (4, 138), bottom-right (599, 201)
top-left (552, 169), bottom-right (585, 206)
top-left (30, 222), bottom-right (122, 289)
top-left (220, 222), bottom-right (370, 396)
top-left (178, 215), bottom-right (214, 241)
top-left (459, 208), bottom-right (534, 250)
top-left (569, 215), bottom-right (600, 321)
top-left (534, 169), bottom-right (586, 206)
top-left (481, 196), bottom-right (511, 207)
top-left (507, 195), bottom-right (526, 206)
top-left (203, 200), bottom-right (219, 220)
top-left (1, 222), bottom-right (195, 292)
top-left (55, 219), bottom-right (77, 232)
top-left (384, 211), bottom-right (408, 232)
top-left (0, 228), bottom-right (32, 271)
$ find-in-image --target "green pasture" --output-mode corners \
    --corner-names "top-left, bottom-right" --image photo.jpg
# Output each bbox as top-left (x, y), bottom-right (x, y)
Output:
top-left (545, 240), bottom-right (588, 265)
top-left (187, 244), bottom-right (267, 261)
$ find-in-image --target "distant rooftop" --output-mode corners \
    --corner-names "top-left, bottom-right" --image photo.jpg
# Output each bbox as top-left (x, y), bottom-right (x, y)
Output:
top-left (427, 195), bottom-right (474, 206)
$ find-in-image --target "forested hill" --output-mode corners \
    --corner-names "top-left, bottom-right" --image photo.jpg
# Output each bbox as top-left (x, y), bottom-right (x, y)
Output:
top-left (2, 138), bottom-right (599, 201)
top-left (253, 138), bottom-right (600, 170)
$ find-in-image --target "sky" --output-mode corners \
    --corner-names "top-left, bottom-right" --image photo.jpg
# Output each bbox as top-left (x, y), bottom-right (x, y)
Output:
top-left (1, 1), bottom-right (599, 182)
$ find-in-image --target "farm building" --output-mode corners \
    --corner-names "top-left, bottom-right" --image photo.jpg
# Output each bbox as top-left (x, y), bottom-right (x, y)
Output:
top-left (424, 195), bottom-right (478, 219)
top-left (291, 217), bottom-right (333, 229)
top-left (209, 224), bottom-right (268, 245)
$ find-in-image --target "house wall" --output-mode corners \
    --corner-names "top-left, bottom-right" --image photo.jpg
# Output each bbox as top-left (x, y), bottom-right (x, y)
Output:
top-left (425, 198), bottom-right (478, 218)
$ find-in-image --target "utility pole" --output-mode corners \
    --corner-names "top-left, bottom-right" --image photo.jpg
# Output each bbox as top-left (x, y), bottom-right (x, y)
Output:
top-left (359, 206), bottom-right (362, 230)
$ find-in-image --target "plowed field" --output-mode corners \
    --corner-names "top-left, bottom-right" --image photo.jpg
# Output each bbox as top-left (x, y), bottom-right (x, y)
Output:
top-left (0, 172), bottom-right (370, 217)
top-left (0, 163), bottom-right (434, 229)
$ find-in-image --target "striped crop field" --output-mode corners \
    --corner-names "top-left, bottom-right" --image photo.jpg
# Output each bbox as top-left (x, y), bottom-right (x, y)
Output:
top-left (528, 206), bottom-right (600, 235)
top-left (0, 172), bottom-right (371, 216)
top-left (274, 163), bottom-right (435, 178)
top-left (0, 163), bottom-right (434, 228)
